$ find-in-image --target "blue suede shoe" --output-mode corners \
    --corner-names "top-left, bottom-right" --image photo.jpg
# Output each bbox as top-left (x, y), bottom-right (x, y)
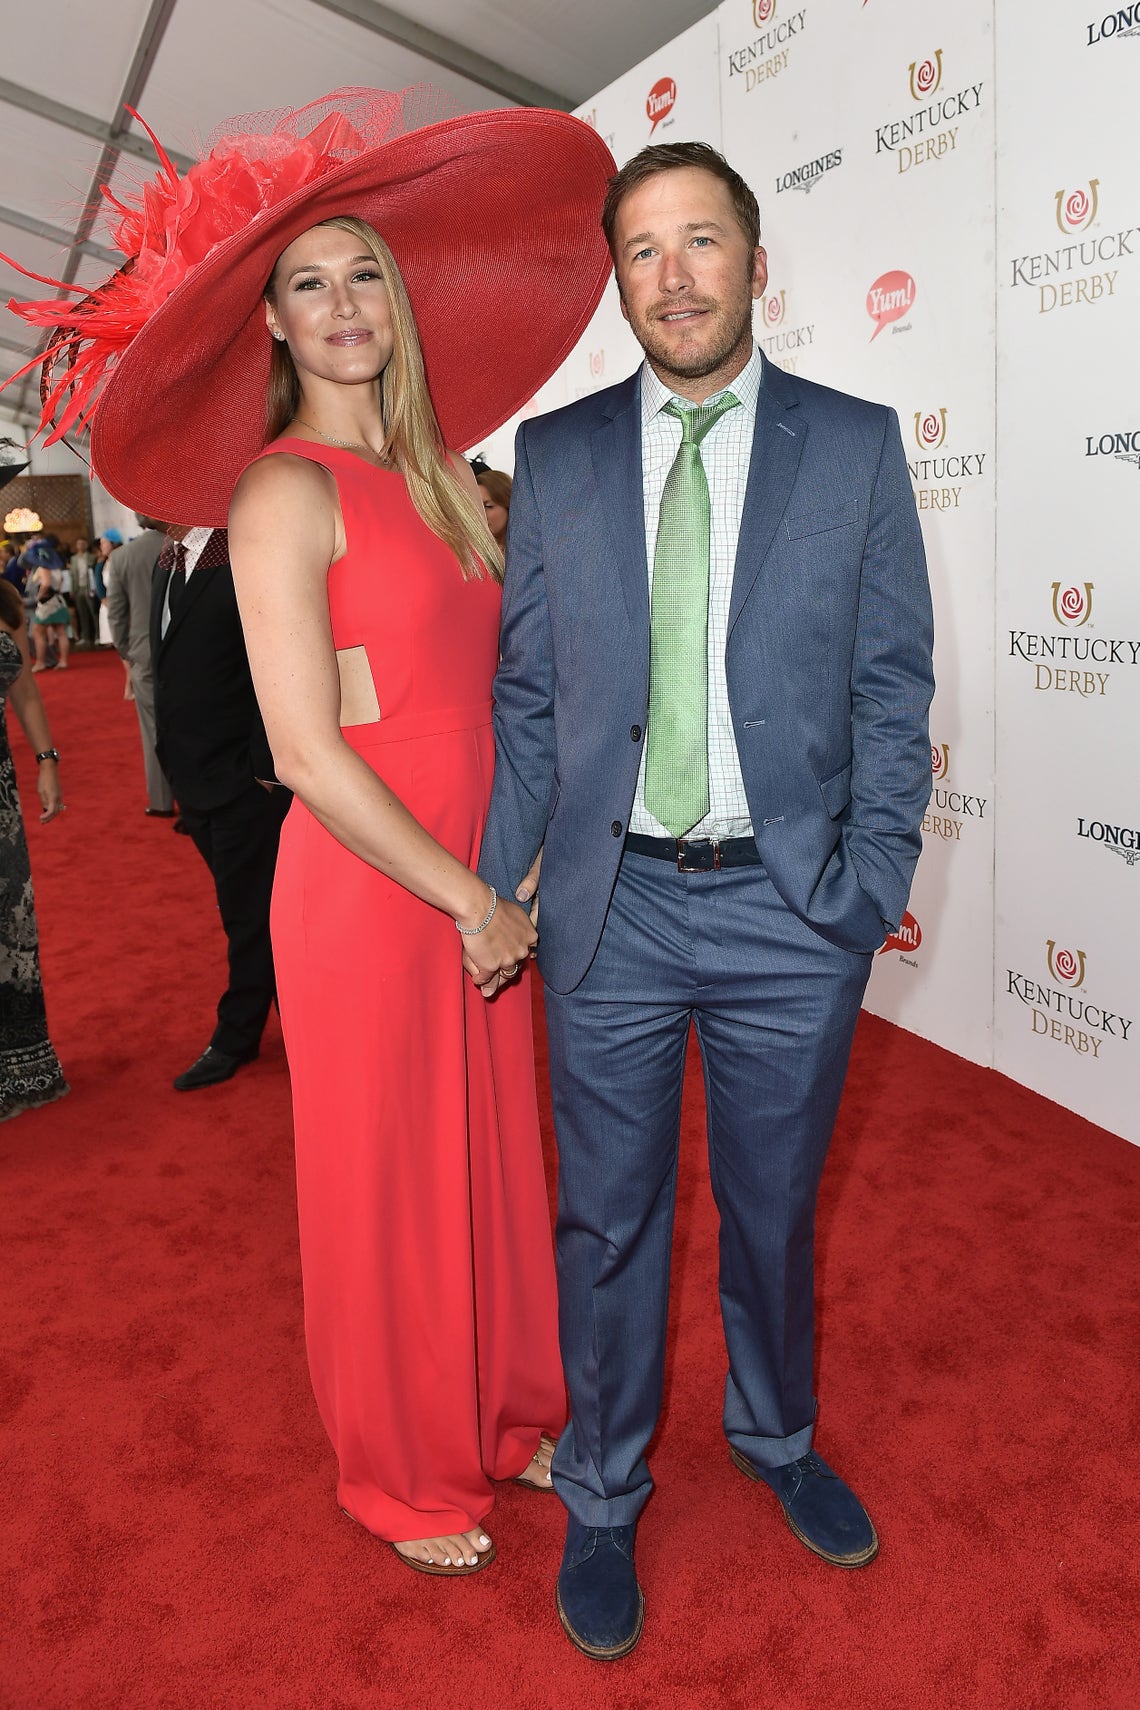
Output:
top-left (729, 1445), bottom-right (879, 1567)
top-left (556, 1518), bottom-right (645, 1660)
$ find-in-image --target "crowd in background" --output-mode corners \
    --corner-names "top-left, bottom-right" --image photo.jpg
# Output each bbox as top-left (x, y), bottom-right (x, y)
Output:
top-left (0, 525), bottom-right (127, 669)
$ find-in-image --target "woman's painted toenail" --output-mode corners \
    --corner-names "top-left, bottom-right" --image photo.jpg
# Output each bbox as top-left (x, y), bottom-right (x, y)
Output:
top-left (479, 1535), bottom-right (491, 1547)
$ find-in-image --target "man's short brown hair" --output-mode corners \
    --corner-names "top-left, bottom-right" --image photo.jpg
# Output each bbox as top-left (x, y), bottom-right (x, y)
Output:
top-left (600, 142), bottom-right (762, 260)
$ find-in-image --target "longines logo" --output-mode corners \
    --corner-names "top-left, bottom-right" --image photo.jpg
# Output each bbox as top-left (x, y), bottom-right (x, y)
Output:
top-left (646, 77), bottom-right (676, 136)
top-left (757, 287), bottom-right (814, 373)
top-left (1085, 429), bottom-right (1140, 471)
top-left (1006, 942), bottom-right (1133, 1059)
top-left (875, 50), bottom-right (984, 175)
top-left (923, 742), bottom-right (988, 843)
top-left (1086, 5), bottom-right (1140, 43)
top-left (727, 2), bottom-right (808, 93)
top-left (907, 407), bottom-right (988, 512)
top-left (1009, 181), bottom-right (1136, 315)
top-left (879, 911), bottom-right (921, 965)
top-left (1008, 583), bottom-right (1140, 697)
top-left (775, 147), bottom-right (843, 195)
top-left (867, 270), bottom-right (915, 340)
top-left (1077, 815), bottom-right (1140, 868)
top-left (1056, 181), bottom-right (1099, 233)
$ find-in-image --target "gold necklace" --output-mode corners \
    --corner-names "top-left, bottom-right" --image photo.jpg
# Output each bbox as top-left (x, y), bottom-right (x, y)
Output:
top-left (294, 418), bottom-right (386, 457)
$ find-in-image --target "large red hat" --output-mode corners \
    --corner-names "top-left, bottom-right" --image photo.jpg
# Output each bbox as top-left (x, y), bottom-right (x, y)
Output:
top-left (4, 87), bottom-right (614, 526)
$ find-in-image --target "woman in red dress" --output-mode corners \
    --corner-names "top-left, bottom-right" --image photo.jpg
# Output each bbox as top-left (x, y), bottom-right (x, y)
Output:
top-left (3, 87), bottom-right (614, 1576)
top-left (230, 215), bottom-right (560, 1572)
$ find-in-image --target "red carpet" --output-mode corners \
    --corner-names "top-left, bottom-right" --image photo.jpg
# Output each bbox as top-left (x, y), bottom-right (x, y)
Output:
top-left (2, 650), bottom-right (1137, 1710)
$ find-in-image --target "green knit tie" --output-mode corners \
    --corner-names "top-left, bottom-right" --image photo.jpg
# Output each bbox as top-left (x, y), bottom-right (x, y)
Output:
top-left (645, 392), bottom-right (740, 837)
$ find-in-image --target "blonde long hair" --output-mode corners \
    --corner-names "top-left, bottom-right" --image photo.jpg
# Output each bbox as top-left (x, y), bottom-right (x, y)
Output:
top-left (264, 216), bottom-right (502, 582)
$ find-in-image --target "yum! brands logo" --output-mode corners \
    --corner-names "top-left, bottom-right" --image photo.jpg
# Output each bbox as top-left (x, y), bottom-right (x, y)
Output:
top-left (908, 50), bottom-right (943, 99)
top-left (915, 408), bottom-right (947, 450)
top-left (880, 911), bottom-right (922, 960)
top-left (1056, 180), bottom-right (1100, 233)
top-left (646, 77), bottom-right (676, 136)
top-left (867, 270), bottom-right (915, 339)
top-left (1051, 582), bottom-right (1094, 626)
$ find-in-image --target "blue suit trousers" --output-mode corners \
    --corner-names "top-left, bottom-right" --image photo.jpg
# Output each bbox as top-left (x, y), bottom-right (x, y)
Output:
top-left (543, 848), bottom-right (873, 1527)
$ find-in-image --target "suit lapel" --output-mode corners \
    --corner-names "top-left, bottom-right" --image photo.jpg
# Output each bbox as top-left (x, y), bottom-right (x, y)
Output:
top-left (590, 375), bottom-right (649, 646)
top-left (728, 355), bottom-right (806, 635)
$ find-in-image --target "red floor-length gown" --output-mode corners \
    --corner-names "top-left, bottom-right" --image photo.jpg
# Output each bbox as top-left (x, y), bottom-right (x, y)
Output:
top-left (259, 440), bottom-right (564, 1540)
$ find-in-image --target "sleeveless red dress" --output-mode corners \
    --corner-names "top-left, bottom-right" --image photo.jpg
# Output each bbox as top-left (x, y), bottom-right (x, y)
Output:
top-left (258, 440), bottom-right (564, 1540)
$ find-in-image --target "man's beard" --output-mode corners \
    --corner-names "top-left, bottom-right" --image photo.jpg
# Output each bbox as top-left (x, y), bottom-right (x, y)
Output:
top-left (632, 294), bottom-right (755, 382)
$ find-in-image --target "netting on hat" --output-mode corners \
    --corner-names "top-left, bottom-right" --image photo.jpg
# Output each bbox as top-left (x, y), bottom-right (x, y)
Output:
top-left (0, 85), bottom-right (466, 447)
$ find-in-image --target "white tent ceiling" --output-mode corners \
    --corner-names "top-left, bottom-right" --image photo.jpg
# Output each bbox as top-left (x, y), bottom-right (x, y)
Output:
top-left (1, 0), bottom-right (715, 431)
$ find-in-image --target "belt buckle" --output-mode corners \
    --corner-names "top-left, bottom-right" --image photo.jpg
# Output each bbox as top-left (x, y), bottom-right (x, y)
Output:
top-left (676, 838), bottom-right (720, 872)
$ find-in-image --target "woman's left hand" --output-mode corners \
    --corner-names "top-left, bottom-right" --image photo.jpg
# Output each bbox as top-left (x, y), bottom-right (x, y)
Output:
top-left (37, 765), bottom-right (64, 823)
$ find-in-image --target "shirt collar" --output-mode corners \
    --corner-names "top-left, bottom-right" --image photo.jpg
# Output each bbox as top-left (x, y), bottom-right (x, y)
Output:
top-left (640, 340), bottom-right (764, 426)
top-left (180, 525), bottom-right (212, 574)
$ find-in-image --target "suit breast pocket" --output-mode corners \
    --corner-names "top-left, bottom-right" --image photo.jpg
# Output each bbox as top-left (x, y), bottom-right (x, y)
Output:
top-left (784, 500), bottom-right (861, 541)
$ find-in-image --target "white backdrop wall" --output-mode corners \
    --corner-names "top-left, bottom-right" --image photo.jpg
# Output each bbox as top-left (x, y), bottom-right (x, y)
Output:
top-left (480, 0), bottom-right (1138, 1149)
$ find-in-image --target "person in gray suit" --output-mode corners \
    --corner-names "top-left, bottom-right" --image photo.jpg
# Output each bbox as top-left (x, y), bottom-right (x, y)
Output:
top-left (107, 517), bottom-right (175, 816)
top-left (478, 142), bottom-right (935, 1659)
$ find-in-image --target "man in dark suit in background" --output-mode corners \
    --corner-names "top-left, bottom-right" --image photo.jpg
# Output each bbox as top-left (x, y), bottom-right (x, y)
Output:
top-left (479, 142), bottom-right (935, 1658)
top-left (151, 526), bottom-right (290, 1091)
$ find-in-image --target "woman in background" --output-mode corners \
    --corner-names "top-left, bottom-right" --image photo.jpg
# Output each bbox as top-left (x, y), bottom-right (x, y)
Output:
top-left (0, 578), bottom-right (68, 1119)
top-left (474, 465), bottom-right (512, 554)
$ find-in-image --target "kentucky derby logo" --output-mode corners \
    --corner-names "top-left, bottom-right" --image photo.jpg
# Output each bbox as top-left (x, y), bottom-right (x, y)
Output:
top-left (880, 912), bottom-right (922, 956)
top-left (867, 270), bottom-right (915, 340)
top-left (915, 408), bottom-right (947, 450)
top-left (908, 50), bottom-right (943, 100)
top-left (1051, 582), bottom-right (1093, 627)
top-left (762, 289), bottom-right (786, 327)
top-left (931, 743), bottom-right (950, 782)
top-left (753, 0), bottom-right (776, 23)
top-left (647, 77), bottom-right (676, 135)
top-left (1046, 942), bottom-right (1086, 987)
top-left (1055, 180), bottom-right (1099, 233)
top-left (589, 349), bottom-right (605, 378)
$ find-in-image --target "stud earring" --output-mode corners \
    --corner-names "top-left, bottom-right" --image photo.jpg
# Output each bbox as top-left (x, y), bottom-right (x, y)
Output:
top-left (272, 329), bottom-right (284, 341)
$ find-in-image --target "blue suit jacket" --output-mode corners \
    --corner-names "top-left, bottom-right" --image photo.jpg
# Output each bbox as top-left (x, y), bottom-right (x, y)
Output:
top-left (480, 354), bottom-right (935, 993)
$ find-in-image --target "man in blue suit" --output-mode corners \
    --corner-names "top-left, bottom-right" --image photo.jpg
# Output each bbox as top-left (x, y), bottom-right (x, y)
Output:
top-left (479, 142), bottom-right (934, 1660)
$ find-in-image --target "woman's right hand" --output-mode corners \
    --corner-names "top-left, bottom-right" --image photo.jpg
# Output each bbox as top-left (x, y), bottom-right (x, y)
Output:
top-left (458, 886), bottom-right (537, 997)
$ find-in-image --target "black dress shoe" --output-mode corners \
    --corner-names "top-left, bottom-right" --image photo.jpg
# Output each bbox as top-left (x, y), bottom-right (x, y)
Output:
top-left (173, 1046), bottom-right (255, 1092)
top-left (556, 1518), bottom-right (644, 1661)
top-left (145, 807), bottom-right (177, 818)
top-left (729, 1444), bottom-right (879, 1566)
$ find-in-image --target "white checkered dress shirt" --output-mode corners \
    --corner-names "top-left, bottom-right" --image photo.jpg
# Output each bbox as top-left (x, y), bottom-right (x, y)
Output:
top-left (630, 341), bottom-right (763, 840)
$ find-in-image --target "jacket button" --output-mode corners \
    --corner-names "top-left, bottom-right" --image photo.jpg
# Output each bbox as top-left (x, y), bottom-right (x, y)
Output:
top-left (611, 820), bottom-right (623, 837)
top-left (630, 724), bottom-right (642, 742)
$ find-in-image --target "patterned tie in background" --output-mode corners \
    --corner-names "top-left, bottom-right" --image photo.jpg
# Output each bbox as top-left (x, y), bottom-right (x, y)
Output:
top-left (645, 391), bottom-right (740, 837)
